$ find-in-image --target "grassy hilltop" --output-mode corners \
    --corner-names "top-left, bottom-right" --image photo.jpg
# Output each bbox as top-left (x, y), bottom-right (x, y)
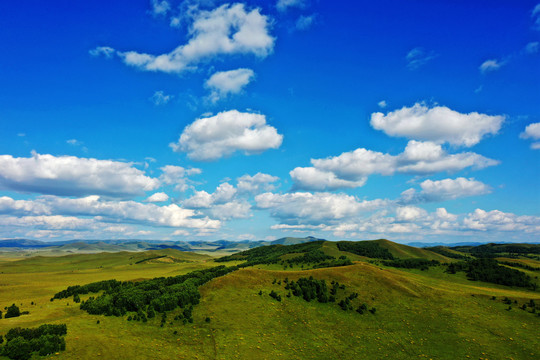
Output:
top-left (0, 239), bottom-right (538, 360)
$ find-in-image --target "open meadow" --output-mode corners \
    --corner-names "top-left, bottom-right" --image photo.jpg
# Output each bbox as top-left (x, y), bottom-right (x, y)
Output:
top-left (0, 241), bottom-right (539, 360)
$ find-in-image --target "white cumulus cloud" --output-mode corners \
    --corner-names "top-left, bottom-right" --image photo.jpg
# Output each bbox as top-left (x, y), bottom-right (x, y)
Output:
top-left (289, 167), bottom-right (367, 191)
top-left (159, 165), bottom-right (201, 192)
top-left (236, 172), bottom-right (279, 193)
top-left (370, 103), bottom-right (504, 147)
top-left (171, 110), bottom-right (283, 161)
top-left (0, 195), bottom-right (220, 230)
top-left (146, 192), bottom-right (170, 202)
top-left (184, 182), bottom-right (237, 208)
top-left (520, 122), bottom-right (540, 150)
top-left (400, 177), bottom-right (491, 204)
top-left (255, 192), bottom-right (388, 224)
top-left (463, 209), bottom-right (540, 233)
top-left (182, 182), bottom-right (250, 220)
top-left (205, 68), bottom-right (255, 102)
top-left (116, 4), bottom-right (274, 74)
top-left (395, 206), bottom-right (427, 222)
top-left (0, 215), bottom-right (96, 231)
top-left (0, 152), bottom-right (159, 198)
top-left (520, 122), bottom-right (540, 139)
top-left (291, 140), bottom-right (498, 191)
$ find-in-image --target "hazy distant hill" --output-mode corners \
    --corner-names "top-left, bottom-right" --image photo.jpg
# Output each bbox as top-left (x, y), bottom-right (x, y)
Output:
top-left (407, 241), bottom-right (486, 248)
top-left (0, 236), bottom-right (321, 255)
top-left (270, 236), bottom-right (322, 245)
top-left (3, 237), bottom-right (536, 258)
top-left (0, 239), bottom-right (52, 248)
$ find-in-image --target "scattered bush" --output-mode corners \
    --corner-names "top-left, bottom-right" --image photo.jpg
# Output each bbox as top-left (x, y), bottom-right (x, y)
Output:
top-left (269, 290), bottom-right (281, 302)
top-left (4, 304), bottom-right (20, 319)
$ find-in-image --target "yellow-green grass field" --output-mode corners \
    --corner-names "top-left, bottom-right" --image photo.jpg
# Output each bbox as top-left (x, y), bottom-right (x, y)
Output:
top-left (0, 249), bottom-right (539, 360)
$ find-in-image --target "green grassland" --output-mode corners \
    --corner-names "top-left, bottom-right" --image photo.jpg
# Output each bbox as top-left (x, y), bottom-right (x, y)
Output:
top-left (0, 242), bottom-right (539, 360)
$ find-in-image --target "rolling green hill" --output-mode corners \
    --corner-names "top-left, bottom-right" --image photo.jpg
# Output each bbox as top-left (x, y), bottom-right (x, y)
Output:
top-left (369, 239), bottom-right (453, 261)
top-left (0, 240), bottom-right (539, 360)
top-left (0, 249), bottom-right (212, 274)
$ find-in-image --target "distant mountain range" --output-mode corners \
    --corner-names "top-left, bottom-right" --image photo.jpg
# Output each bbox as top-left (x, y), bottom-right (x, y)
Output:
top-left (406, 241), bottom-right (486, 248)
top-left (1, 237), bottom-right (537, 254)
top-left (0, 236), bottom-right (324, 253)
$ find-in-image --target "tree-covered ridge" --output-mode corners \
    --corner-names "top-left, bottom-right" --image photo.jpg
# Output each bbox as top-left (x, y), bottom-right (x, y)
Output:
top-left (424, 246), bottom-right (470, 260)
top-left (53, 279), bottom-right (122, 300)
top-left (497, 260), bottom-right (540, 272)
top-left (446, 258), bottom-right (536, 289)
top-left (54, 265), bottom-right (238, 320)
top-left (451, 243), bottom-right (540, 257)
top-left (311, 256), bottom-right (353, 269)
top-left (1, 324), bottom-right (67, 360)
top-left (215, 241), bottom-right (334, 266)
top-left (336, 241), bottom-right (395, 260)
top-left (383, 258), bottom-right (440, 270)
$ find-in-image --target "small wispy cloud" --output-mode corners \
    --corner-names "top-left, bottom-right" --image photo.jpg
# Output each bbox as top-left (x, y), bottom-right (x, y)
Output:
top-left (295, 14), bottom-right (316, 31)
top-left (89, 46), bottom-right (115, 58)
top-left (533, 3), bottom-right (540, 30)
top-left (67, 139), bottom-right (88, 152)
top-left (525, 41), bottom-right (539, 54)
top-left (151, 0), bottom-right (170, 16)
top-left (150, 91), bottom-right (173, 106)
top-left (277, 0), bottom-right (306, 12)
top-left (377, 100), bottom-right (387, 109)
top-left (406, 47), bottom-right (437, 70)
top-left (479, 59), bottom-right (505, 74)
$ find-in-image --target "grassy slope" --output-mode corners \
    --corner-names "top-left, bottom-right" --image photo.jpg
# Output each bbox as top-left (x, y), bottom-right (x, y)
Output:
top-left (370, 239), bottom-right (453, 262)
top-left (321, 240), bottom-right (453, 262)
top-left (0, 249), bottom-right (211, 273)
top-left (195, 264), bottom-right (540, 360)
top-left (496, 257), bottom-right (540, 268)
top-left (0, 248), bottom-right (539, 359)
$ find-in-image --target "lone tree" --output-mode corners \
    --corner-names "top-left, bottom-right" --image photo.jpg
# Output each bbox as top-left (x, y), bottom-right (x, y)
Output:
top-left (5, 304), bottom-right (21, 318)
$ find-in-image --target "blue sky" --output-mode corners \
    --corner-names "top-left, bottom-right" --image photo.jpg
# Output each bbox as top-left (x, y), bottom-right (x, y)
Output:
top-left (0, 0), bottom-right (539, 243)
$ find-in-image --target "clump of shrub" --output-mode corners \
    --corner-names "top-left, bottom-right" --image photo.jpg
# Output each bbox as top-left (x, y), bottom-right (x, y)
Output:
top-left (4, 305), bottom-right (21, 319)
top-left (269, 290), bottom-right (281, 302)
top-left (0, 324), bottom-right (67, 360)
